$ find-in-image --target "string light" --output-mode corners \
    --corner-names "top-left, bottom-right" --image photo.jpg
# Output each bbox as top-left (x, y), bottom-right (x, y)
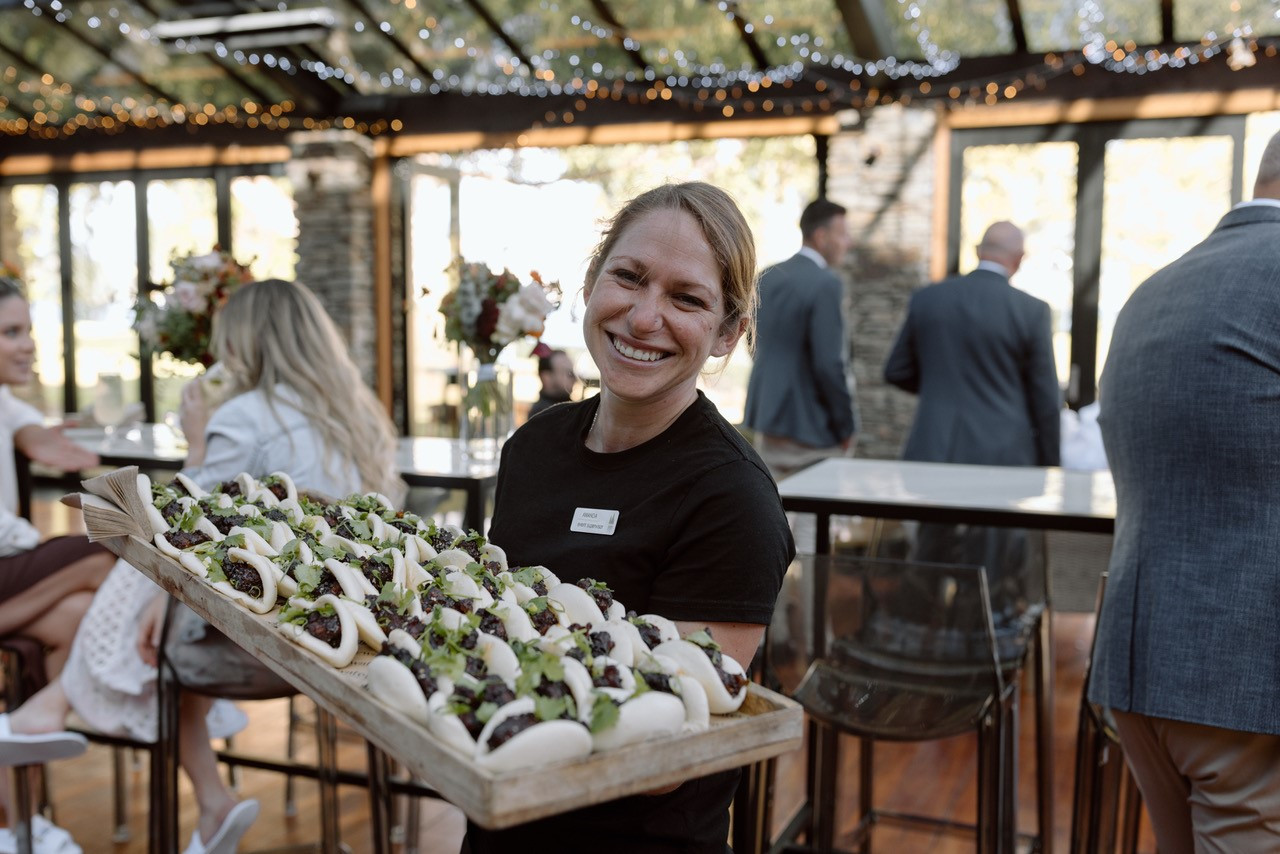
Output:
top-left (3, 1), bottom-right (1277, 140)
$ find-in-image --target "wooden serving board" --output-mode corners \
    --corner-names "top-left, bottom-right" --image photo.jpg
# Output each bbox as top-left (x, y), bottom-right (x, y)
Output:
top-left (103, 533), bottom-right (804, 829)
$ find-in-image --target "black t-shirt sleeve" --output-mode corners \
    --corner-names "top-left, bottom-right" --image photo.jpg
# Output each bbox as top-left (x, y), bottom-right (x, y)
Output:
top-left (648, 458), bottom-right (793, 625)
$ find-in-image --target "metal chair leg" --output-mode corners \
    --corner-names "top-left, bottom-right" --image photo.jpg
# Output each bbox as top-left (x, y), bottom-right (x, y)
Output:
top-left (112, 745), bottom-right (131, 842)
top-left (284, 694), bottom-right (299, 817)
top-left (316, 707), bottom-right (342, 854)
top-left (366, 743), bottom-right (393, 854)
top-left (1035, 609), bottom-right (1055, 854)
top-left (10, 763), bottom-right (36, 854)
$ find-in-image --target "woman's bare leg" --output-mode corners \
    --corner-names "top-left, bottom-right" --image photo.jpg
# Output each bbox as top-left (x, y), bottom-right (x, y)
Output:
top-left (178, 693), bottom-right (237, 844)
top-left (16, 590), bottom-right (95, 680)
top-left (0, 551), bottom-right (113, 638)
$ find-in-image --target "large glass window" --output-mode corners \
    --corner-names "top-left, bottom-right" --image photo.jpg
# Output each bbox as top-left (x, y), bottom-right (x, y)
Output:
top-left (231, 175), bottom-right (297, 281)
top-left (69, 180), bottom-right (139, 415)
top-left (960, 142), bottom-right (1078, 388)
top-left (3, 184), bottom-right (62, 415)
top-left (1097, 135), bottom-right (1234, 382)
top-left (148, 178), bottom-right (218, 419)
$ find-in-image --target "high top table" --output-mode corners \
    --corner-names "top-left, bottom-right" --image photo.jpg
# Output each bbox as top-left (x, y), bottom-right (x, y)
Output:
top-left (51, 425), bottom-right (500, 532)
top-left (778, 457), bottom-right (1116, 554)
top-left (762, 458), bottom-right (1116, 854)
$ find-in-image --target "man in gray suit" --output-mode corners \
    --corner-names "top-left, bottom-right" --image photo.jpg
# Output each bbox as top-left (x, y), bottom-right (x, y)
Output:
top-left (1090, 132), bottom-right (1280, 852)
top-left (884, 222), bottom-right (1061, 621)
top-left (744, 199), bottom-right (857, 480)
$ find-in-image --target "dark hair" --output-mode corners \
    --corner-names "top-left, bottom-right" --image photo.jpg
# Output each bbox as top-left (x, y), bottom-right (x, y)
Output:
top-left (537, 349), bottom-right (567, 374)
top-left (0, 278), bottom-right (27, 301)
top-left (799, 199), bottom-right (847, 240)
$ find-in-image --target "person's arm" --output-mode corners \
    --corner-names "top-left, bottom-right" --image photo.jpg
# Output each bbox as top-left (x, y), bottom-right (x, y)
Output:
top-left (14, 424), bottom-right (101, 471)
top-left (672, 619), bottom-right (764, 672)
top-left (807, 276), bottom-right (856, 442)
top-left (1023, 301), bottom-right (1062, 466)
top-left (884, 296), bottom-right (920, 394)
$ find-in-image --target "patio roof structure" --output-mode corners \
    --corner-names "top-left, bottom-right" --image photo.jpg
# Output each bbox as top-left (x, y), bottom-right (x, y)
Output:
top-left (2, 0), bottom-right (1279, 157)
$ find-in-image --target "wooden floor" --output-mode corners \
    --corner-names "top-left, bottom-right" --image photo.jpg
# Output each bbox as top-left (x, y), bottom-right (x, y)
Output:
top-left (17, 496), bottom-right (1156, 853)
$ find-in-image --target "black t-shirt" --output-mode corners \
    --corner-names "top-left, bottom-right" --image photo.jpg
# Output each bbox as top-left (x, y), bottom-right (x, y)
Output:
top-left (467, 391), bottom-right (794, 854)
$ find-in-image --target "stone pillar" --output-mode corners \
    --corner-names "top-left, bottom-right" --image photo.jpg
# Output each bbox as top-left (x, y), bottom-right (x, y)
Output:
top-left (286, 130), bottom-right (377, 388)
top-left (826, 104), bottom-right (939, 460)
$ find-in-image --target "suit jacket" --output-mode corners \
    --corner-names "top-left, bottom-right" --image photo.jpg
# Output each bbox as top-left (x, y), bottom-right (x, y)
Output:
top-left (744, 252), bottom-right (857, 447)
top-left (883, 269), bottom-right (1061, 467)
top-left (1089, 203), bottom-right (1280, 735)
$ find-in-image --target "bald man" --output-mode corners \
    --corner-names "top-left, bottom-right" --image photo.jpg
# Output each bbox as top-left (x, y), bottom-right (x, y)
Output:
top-left (883, 221), bottom-right (1061, 619)
top-left (1088, 130), bottom-right (1280, 853)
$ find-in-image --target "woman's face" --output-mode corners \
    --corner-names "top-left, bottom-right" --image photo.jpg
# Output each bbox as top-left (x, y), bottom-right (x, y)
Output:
top-left (0, 297), bottom-right (36, 386)
top-left (584, 207), bottom-right (743, 410)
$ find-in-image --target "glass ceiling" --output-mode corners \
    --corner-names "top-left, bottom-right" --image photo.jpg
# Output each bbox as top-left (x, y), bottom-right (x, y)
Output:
top-left (1, 0), bottom-right (1277, 136)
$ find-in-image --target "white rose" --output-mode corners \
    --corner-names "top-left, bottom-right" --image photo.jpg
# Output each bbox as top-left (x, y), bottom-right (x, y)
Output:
top-left (493, 300), bottom-right (533, 346)
top-left (188, 252), bottom-right (224, 273)
top-left (173, 280), bottom-right (207, 313)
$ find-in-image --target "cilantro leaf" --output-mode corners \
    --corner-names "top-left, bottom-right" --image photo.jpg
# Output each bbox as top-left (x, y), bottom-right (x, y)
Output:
top-left (588, 694), bottom-right (621, 733)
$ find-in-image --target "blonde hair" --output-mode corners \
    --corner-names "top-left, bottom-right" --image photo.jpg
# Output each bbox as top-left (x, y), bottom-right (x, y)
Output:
top-left (585, 182), bottom-right (758, 357)
top-left (210, 279), bottom-right (404, 503)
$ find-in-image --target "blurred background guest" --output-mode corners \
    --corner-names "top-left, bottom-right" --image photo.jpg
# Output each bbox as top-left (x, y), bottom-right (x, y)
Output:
top-left (526, 347), bottom-right (577, 419)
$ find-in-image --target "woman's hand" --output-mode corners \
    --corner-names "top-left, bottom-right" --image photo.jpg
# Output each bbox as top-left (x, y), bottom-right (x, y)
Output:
top-left (136, 591), bottom-right (170, 667)
top-left (179, 380), bottom-right (209, 466)
top-left (14, 424), bottom-right (100, 471)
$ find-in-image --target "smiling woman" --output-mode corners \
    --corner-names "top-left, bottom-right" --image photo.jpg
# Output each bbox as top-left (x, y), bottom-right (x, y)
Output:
top-left (471, 183), bottom-right (794, 854)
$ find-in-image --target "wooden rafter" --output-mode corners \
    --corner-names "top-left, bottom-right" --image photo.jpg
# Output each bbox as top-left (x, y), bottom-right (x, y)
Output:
top-left (1161, 0), bottom-right (1175, 43)
top-left (34, 4), bottom-right (183, 104)
top-left (720, 1), bottom-right (772, 70)
top-left (834, 0), bottom-right (893, 60)
top-left (339, 0), bottom-right (436, 83)
top-left (462, 0), bottom-right (533, 71)
top-left (587, 0), bottom-right (649, 72)
top-left (1005, 0), bottom-right (1028, 54)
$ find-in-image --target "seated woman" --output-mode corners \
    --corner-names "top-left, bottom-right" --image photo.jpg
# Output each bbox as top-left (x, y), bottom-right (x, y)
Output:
top-left (0, 279), bottom-right (404, 854)
top-left (0, 274), bottom-right (115, 851)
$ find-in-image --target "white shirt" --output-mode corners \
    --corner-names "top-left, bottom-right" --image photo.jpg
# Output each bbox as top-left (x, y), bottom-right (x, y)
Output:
top-left (976, 259), bottom-right (1013, 278)
top-left (797, 246), bottom-right (828, 269)
top-left (1233, 197), bottom-right (1280, 211)
top-left (0, 386), bottom-right (46, 556)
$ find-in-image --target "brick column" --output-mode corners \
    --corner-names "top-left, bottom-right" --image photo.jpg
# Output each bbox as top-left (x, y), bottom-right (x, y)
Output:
top-left (826, 105), bottom-right (939, 461)
top-left (286, 130), bottom-right (377, 388)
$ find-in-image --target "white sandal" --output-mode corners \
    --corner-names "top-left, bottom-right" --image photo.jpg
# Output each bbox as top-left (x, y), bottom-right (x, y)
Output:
top-left (0, 714), bottom-right (87, 767)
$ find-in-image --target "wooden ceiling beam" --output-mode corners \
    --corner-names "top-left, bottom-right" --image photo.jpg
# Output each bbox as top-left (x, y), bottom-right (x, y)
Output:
top-left (1161, 0), bottom-right (1175, 43)
top-left (339, 0), bottom-right (436, 83)
top-left (1005, 0), bottom-right (1028, 54)
top-left (587, 0), bottom-right (649, 73)
top-left (721, 1), bottom-right (772, 70)
top-left (36, 8), bottom-right (184, 104)
top-left (462, 0), bottom-right (533, 71)
top-left (834, 0), bottom-right (894, 60)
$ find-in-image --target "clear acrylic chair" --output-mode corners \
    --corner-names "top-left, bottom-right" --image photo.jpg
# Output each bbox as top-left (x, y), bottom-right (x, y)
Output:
top-left (779, 553), bottom-right (1023, 853)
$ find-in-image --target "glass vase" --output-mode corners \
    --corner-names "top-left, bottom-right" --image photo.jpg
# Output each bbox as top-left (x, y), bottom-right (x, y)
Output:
top-left (457, 344), bottom-right (514, 463)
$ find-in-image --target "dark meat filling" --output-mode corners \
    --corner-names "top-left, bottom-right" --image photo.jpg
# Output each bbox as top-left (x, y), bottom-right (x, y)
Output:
top-left (486, 713), bottom-right (536, 752)
top-left (304, 611), bottom-right (342, 648)
top-left (363, 596), bottom-right (427, 638)
top-left (263, 507), bottom-right (289, 523)
top-left (458, 538), bottom-right (484, 562)
top-left (427, 530), bottom-right (454, 553)
top-left (164, 529), bottom-right (211, 551)
top-left (534, 678), bottom-right (570, 702)
top-left (526, 606), bottom-right (558, 636)
top-left (588, 630), bottom-right (614, 659)
top-left (702, 647), bottom-right (748, 697)
top-left (311, 569), bottom-right (344, 598)
top-left (322, 507), bottom-right (344, 528)
top-left (576, 578), bottom-right (613, 614)
top-left (218, 480), bottom-right (242, 497)
top-left (640, 671), bottom-right (677, 694)
top-left (389, 516), bottom-right (418, 535)
top-left (592, 664), bottom-right (625, 690)
top-left (421, 586), bottom-right (472, 614)
top-left (473, 571), bottom-right (500, 598)
top-left (452, 678), bottom-right (517, 739)
top-left (168, 477), bottom-right (191, 497)
top-left (209, 513), bottom-right (249, 535)
top-left (159, 499), bottom-right (185, 524)
top-left (631, 620), bottom-right (662, 650)
top-left (222, 559), bottom-right (264, 598)
top-left (478, 611), bottom-right (507, 640)
top-left (357, 557), bottom-right (393, 589)
top-left (267, 482), bottom-right (289, 501)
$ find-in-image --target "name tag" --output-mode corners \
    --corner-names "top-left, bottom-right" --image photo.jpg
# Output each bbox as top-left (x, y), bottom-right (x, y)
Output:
top-left (570, 507), bottom-right (618, 536)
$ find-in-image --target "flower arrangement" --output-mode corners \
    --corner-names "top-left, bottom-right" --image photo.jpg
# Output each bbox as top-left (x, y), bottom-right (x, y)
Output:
top-left (438, 258), bottom-right (560, 363)
top-left (133, 247), bottom-right (255, 367)
top-left (0, 260), bottom-right (23, 284)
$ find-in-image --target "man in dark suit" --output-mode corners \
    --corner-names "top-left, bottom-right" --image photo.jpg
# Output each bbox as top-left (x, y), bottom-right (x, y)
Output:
top-left (884, 222), bottom-right (1061, 621)
top-left (884, 221), bottom-right (1060, 468)
top-left (526, 348), bottom-right (576, 420)
top-left (1089, 132), bottom-right (1280, 852)
top-left (744, 199), bottom-right (857, 480)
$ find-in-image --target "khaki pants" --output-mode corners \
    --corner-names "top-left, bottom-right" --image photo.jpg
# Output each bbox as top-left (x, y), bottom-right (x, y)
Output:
top-left (1111, 709), bottom-right (1280, 854)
